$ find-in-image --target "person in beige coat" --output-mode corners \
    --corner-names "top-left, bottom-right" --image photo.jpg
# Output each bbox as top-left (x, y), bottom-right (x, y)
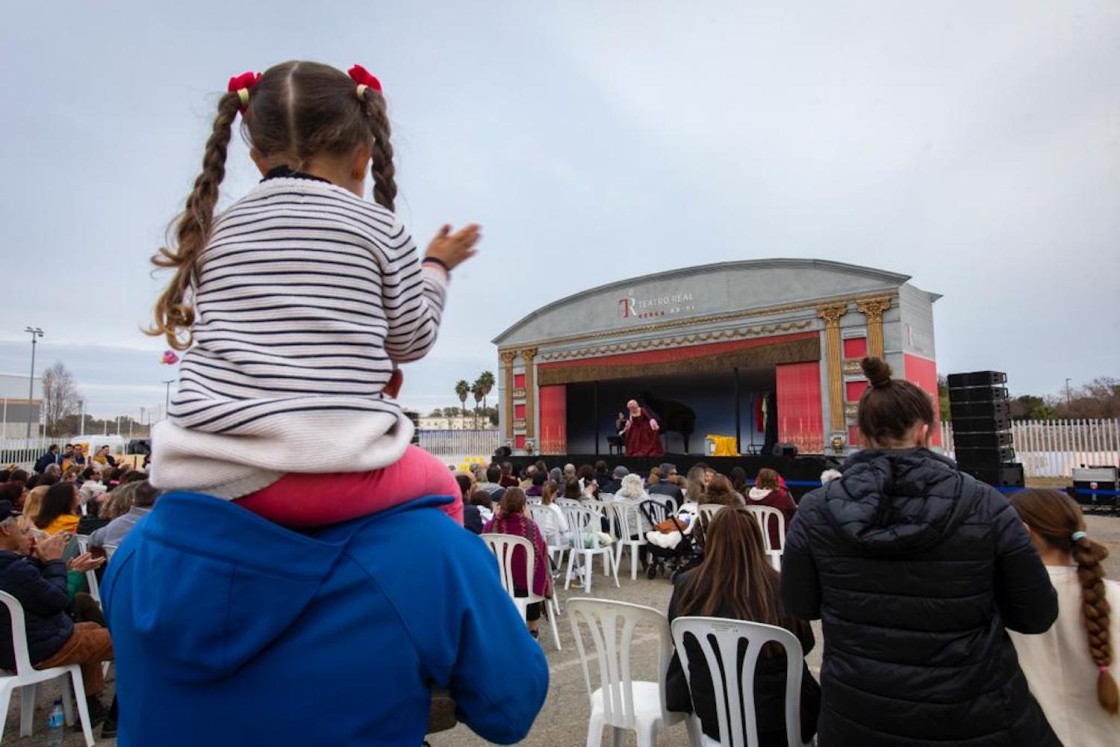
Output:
top-left (1009, 489), bottom-right (1119, 746)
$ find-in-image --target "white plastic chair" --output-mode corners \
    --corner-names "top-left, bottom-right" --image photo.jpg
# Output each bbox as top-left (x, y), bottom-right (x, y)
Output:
top-left (528, 504), bottom-right (570, 573)
top-left (561, 506), bottom-right (619, 593)
top-left (697, 504), bottom-right (725, 525)
top-left (610, 502), bottom-right (648, 581)
top-left (670, 617), bottom-right (811, 747)
top-left (480, 534), bottom-right (561, 650)
top-left (0, 591), bottom-right (96, 746)
top-left (567, 599), bottom-right (686, 747)
top-left (746, 506), bottom-right (786, 571)
top-left (73, 535), bottom-right (101, 604)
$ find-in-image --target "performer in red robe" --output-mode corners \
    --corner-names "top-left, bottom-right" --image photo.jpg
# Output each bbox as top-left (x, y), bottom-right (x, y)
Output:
top-left (623, 399), bottom-right (664, 457)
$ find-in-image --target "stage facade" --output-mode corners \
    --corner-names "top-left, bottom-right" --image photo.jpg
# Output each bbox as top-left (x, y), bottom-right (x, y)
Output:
top-left (493, 259), bottom-right (940, 457)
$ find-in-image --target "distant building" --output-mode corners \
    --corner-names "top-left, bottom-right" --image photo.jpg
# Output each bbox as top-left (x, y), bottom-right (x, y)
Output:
top-left (0, 373), bottom-right (43, 440)
top-left (418, 417), bottom-right (497, 431)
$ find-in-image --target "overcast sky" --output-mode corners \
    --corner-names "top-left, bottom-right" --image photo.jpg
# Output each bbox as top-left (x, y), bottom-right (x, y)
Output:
top-left (1, 0), bottom-right (1117, 419)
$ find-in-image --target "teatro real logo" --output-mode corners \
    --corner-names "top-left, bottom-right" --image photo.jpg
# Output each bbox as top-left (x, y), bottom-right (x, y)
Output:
top-left (617, 289), bottom-right (696, 320)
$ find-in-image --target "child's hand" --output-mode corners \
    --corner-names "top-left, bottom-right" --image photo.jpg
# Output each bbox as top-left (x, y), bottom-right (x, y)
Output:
top-left (426, 224), bottom-right (481, 271)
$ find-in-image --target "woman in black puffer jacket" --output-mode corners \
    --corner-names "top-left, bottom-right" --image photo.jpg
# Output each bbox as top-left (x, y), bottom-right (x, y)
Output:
top-left (781, 357), bottom-right (1060, 746)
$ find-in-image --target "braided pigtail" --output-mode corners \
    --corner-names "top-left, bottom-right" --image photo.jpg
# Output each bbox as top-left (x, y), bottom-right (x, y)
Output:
top-left (360, 88), bottom-right (397, 212)
top-left (147, 91), bottom-right (242, 350)
top-left (1072, 532), bottom-right (1118, 713)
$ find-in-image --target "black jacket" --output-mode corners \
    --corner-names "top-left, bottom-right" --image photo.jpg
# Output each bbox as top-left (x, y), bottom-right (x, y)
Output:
top-left (33, 452), bottom-right (57, 475)
top-left (0, 551), bottom-right (74, 669)
top-left (781, 448), bottom-right (1059, 746)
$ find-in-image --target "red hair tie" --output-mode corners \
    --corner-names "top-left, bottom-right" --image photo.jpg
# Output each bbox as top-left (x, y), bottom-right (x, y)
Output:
top-left (348, 64), bottom-right (383, 97)
top-left (227, 71), bottom-right (262, 112)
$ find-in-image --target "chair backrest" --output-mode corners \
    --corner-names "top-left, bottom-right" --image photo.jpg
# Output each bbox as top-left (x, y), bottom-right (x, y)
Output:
top-left (0, 591), bottom-right (35, 674)
top-left (746, 506), bottom-right (786, 556)
top-left (479, 533), bottom-right (535, 601)
top-left (568, 599), bottom-right (673, 729)
top-left (559, 504), bottom-right (601, 542)
top-left (610, 501), bottom-right (645, 540)
top-left (527, 503), bottom-right (549, 527)
top-left (670, 617), bottom-right (808, 747)
top-left (639, 499), bottom-right (673, 527)
top-left (556, 498), bottom-right (582, 509)
top-left (697, 504), bottom-right (724, 524)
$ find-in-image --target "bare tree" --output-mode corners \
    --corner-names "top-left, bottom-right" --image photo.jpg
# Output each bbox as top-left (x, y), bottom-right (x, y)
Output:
top-left (42, 362), bottom-right (84, 437)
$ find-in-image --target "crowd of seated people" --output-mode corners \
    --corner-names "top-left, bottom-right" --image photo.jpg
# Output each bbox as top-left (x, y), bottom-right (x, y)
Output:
top-left (0, 445), bottom-right (160, 740)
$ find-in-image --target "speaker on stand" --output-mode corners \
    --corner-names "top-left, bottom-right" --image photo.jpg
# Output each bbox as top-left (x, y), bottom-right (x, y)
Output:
top-left (947, 371), bottom-right (1024, 488)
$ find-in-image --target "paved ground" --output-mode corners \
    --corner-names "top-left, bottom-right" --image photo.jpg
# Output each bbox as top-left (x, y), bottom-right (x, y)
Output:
top-left (4, 514), bottom-right (1118, 746)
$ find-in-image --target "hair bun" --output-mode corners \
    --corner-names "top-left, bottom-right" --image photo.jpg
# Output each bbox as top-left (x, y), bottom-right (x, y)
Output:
top-left (861, 357), bottom-right (893, 388)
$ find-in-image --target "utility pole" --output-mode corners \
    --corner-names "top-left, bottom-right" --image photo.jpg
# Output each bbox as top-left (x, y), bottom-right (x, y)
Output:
top-left (1065, 378), bottom-right (1072, 406)
top-left (162, 379), bottom-right (175, 418)
top-left (24, 326), bottom-right (44, 441)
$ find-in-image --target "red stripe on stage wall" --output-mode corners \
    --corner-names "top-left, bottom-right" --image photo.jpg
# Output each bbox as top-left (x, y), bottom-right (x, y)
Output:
top-left (904, 354), bottom-right (942, 446)
top-left (514, 373), bottom-right (525, 389)
top-left (775, 361), bottom-right (824, 453)
top-left (846, 380), bottom-right (869, 402)
top-left (843, 337), bottom-right (867, 359)
top-left (514, 404), bottom-right (526, 419)
top-left (538, 331), bottom-right (818, 371)
top-left (538, 385), bottom-right (567, 455)
top-left (515, 434), bottom-right (526, 450)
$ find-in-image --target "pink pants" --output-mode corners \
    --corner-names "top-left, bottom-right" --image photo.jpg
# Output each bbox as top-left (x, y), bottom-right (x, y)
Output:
top-left (236, 445), bottom-right (463, 528)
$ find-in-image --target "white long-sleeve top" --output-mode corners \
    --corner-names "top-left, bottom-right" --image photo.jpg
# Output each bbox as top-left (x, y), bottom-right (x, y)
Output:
top-left (151, 177), bottom-right (448, 498)
top-left (1009, 565), bottom-right (1120, 747)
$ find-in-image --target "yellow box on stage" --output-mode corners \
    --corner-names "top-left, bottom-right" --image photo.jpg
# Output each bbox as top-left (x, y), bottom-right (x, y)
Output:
top-left (704, 435), bottom-right (739, 457)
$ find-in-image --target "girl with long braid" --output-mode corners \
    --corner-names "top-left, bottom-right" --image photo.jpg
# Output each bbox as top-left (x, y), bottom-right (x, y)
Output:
top-left (145, 61), bottom-right (479, 526)
top-left (1009, 489), bottom-right (1119, 745)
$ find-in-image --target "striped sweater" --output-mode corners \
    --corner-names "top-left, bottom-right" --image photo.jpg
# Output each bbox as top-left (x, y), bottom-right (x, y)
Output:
top-left (150, 177), bottom-right (448, 498)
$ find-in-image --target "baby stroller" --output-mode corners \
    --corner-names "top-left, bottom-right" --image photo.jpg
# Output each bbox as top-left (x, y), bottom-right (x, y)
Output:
top-left (639, 499), bottom-right (701, 580)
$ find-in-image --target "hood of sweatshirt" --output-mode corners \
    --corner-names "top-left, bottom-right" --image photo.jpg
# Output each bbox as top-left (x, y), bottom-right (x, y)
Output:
top-left (747, 487), bottom-right (773, 501)
top-left (819, 448), bottom-right (976, 556)
top-left (102, 491), bottom-right (451, 684)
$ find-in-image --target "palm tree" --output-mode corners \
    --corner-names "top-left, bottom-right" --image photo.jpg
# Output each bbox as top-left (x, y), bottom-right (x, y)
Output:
top-left (477, 371), bottom-right (495, 415)
top-left (455, 380), bottom-right (470, 430)
top-left (470, 380), bottom-right (484, 429)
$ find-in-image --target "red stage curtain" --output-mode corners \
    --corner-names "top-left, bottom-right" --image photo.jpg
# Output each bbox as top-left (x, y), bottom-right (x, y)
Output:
top-left (538, 385), bottom-right (567, 455)
top-left (776, 361), bottom-right (824, 453)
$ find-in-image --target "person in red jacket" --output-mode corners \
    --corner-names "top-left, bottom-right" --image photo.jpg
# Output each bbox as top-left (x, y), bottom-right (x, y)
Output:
top-left (746, 468), bottom-right (797, 549)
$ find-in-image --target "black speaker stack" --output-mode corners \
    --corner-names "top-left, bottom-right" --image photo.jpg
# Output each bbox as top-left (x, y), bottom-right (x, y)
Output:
top-left (947, 371), bottom-right (1024, 488)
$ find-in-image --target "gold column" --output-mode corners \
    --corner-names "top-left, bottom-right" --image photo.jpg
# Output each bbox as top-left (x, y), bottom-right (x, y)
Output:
top-left (520, 348), bottom-right (538, 441)
top-left (817, 303), bottom-right (849, 433)
top-left (500, 350), bottom-right (517, 440)
top-left (856, 297), bottom-right (892, 358)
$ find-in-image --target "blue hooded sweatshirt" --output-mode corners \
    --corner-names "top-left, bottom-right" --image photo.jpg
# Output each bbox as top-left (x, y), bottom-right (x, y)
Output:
top-left (102, 491), bottom-right (549, 746)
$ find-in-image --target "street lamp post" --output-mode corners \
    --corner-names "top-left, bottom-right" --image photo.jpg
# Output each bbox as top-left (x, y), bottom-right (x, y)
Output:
top-left (162, 379), bottom-right (175, 419)
top-left (24, 327), bottom-right (44, 441)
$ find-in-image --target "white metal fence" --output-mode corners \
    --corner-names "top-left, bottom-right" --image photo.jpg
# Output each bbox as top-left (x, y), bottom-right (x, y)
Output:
top-left (417, 429), bottom-right (502, 457)
top-left (941, 419), bottom-right (1120, 478)
top-left (0, 437), bottom-right (56, 470)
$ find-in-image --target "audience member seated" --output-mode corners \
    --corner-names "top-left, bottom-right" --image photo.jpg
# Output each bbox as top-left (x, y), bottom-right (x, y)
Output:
top-left (482, 488), bottom-right (553, 640)
top-left (19, 486), bottom-right (48, 532)
top-left (526, 471), bottom-right (546, 497)
top-left (534, 481), bottom-right (570, 548)
top-left (498, 462), bottom-right (519, 488)
top-left (456, 474), bottom-right (483, 534)
top-left (593, 460), bottom-right (610, 489)
top-left (0, 500), bottom-right (116, 731)
top-left (729, 465), bottom-right (749, 497)
top-left (1008, 489), bottom-right (1119, 745)
top-left (89, 481), bottom-right (161, 549)
top-left (599, 465), bottom-right (628, 496)
top-left (746, 468), bottom-right (798, 548)
top-left (702, 475), bottom-right (743, 508)
top-left (649, 463), bottom-right (684, 507)
top-left (469, 490), bottom-right (494, 524)
top-left (39, 464), bottom-right (62, 487)
top-left (35, 483), bottom-right (81, 536)
top-left (683, 465), bottom-right (707, 504)
top-left (474, 463), bottom-right (506, 499)
top-left (562, 478), bottom-right (583, 502)
top-left (667, 507), bottom-right (820, 745)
